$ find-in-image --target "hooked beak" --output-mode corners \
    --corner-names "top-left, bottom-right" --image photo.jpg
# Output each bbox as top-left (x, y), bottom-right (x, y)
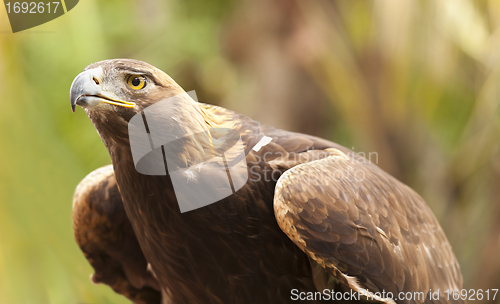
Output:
top-left (70, 67), bottom-right (136, 112)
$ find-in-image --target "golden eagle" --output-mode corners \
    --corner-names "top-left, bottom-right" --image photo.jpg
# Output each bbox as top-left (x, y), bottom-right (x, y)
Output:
top-left (70, 59), bottom-right (464, 304)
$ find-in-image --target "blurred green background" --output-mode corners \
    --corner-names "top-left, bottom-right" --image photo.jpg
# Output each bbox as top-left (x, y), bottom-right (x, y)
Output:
top-left (0, 0), bottom-right (499, 303)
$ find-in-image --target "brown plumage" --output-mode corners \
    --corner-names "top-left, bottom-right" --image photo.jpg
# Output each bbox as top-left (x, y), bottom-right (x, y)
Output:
top-left (70, 59), bottom-right (464, 304)
top-left (72, 165), bottom-right (162, 304)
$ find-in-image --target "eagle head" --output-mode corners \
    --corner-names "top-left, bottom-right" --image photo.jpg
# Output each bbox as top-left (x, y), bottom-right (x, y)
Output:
top-left (70, 59), bottom-right (185, 121)
top-left (70, 59), bottom-right (216, 166)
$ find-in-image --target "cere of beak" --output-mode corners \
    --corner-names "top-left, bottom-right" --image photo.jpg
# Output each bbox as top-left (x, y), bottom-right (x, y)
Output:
top-left (70, 67), bottom-right (135, 112)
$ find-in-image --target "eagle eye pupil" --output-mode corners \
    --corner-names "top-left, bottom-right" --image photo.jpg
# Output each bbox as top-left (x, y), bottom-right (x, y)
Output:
top-left (131, 77), bottom-right (141, 87)
top-left (127, 75), bottom-right (146, 90)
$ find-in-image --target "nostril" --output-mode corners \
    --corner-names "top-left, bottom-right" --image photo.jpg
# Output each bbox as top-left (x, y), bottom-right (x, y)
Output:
top-left (92, 76), bottom-right (100, 85)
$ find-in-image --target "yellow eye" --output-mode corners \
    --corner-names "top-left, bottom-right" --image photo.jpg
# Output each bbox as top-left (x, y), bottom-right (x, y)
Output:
top-left (127, 75), bottom-right (146, 90)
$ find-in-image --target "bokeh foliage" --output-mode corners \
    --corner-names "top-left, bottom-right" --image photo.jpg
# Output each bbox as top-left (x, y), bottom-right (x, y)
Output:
top-left (0, 0), bottom-right (499, 303)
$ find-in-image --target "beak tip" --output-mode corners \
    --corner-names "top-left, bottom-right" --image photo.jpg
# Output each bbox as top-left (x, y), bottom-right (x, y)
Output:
top-left (70, 68), bottom-right (100, 113)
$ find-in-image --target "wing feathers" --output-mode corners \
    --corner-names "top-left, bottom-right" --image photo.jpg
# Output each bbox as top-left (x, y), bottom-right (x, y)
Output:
top-left (273, 149), bottom-right (464, 304)
top-left (73, 165), bottom-right (162, 304)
